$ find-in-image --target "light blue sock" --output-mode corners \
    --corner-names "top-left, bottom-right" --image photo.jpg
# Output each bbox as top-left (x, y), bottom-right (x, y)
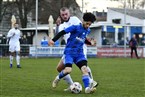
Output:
top-left (82, 75), bottom-right (90, 88)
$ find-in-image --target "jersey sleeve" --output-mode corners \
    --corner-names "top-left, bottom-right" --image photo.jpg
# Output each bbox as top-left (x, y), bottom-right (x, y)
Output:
top-left (18, 30), bottom-right (21, 39)
top-left (7, 29), bottom-right (15, 38)
top-left (58, 24), bottom-right (64, 32)
top-left (71, 16), bottom-right (82, 25)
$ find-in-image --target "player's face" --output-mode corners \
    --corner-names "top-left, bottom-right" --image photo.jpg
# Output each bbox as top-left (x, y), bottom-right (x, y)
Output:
top-left (14, 24), bottom-right (19, 29)
top-left (60, 10), bottom-right (70, 22)
top-left (83, 21), bottom-right (92, 29)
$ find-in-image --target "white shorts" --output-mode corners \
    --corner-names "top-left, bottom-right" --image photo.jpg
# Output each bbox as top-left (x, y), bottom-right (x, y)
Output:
top-left (83, 44), bottom-right (87, 58)
top-left (61, 55), bottom-right (65, 64)
top-left (9, 44), bottom-right (20, 52)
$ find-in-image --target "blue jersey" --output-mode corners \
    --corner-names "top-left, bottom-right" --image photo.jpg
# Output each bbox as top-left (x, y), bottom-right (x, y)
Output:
top-left (64, 24), bottom-right (91, 55)
top-left (63, 24), bottom-right (91, 64)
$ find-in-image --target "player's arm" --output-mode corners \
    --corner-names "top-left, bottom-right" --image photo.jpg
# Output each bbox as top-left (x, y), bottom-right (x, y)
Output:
top-left (49, 30), bottom-right (66, 45)
top-left (49, 25), bottom-right (75, 46)
top-left (85, 38), bottom-right (91, 45)
top-left (55, 16), bottom-right (62, 34)
top-left (7, 30), bottom-right (15, 38)
top-left (56, 16), bottom-right (62, 26)
top-left (85, 38), bottom-right (96, 46)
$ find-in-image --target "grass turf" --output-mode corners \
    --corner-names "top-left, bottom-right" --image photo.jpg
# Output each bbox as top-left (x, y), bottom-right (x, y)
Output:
top-left (0, 57), bottom-right (144, 97)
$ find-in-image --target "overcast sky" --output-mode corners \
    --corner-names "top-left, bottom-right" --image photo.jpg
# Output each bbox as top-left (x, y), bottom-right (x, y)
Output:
top-left (76, 0), bottom-right (121, 12)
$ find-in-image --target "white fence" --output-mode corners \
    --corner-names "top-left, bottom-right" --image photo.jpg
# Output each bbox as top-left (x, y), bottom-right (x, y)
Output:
top-left (0, 44), bottom-right (145, 58)
top-left (29, 46), bottom-right (97, 57)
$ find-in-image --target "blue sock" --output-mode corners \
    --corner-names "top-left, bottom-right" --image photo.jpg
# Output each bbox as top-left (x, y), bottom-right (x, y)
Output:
top-left (82, 75), bottom-right (90, 88)
top-left (59, 71), bottom-right (68, 79)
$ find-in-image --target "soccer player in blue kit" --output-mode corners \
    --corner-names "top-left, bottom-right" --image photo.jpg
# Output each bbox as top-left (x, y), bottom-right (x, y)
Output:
top-left (49, 12), bottom-right (96, 93)
top-left (56, 7), bottom-right (97, 91)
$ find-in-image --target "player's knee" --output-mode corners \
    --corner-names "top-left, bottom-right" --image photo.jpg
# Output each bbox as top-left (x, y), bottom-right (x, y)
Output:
top-left (81, 66), bottom-right (88, 75)
top-left (76, 60), bottom-right (88, 75)
top-left (56, 60), bottom-right (65, 72)
top-left (16, 51), bottom-right (20, 56)
top-left (76, 60), bottom-right (87, 69)
top-left (64, 67), bottom-right (72, 74)
top-left (10, 52), bottom-right (14, 56)
top-left (64, 63), bottom-right (72, 73)
top-left (56, 67), bottom-right (61, 72)
top-left (56, 65), bottom-right (64, 72)
top-left (57, 67), bottom-right (65, 72)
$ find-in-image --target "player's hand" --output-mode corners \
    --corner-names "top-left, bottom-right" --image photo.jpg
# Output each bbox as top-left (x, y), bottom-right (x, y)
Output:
top-left (49, 40), bottom-right (54, 46)
top-left (12, 32), bottom-right (15, 36)
top-left (56, 16), bottom-right (61, 26)
top-left (91, 40), bottom-right (96, 46)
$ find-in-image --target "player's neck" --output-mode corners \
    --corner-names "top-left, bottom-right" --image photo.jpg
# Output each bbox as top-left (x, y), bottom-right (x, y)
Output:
top-left (82, 24), bottom-right (88, 30)
top-left (65, 17), bottom-right (70, 22)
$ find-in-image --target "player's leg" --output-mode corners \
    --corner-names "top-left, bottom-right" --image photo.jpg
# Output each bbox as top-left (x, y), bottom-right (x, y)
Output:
top-left (52, 64), bottom-right (72, 88)
top-left (16, 44), bottom-right (21, 68)
top-left (52, 55), bottom-right (73, 88)
top-left (134, 47), bottom-right (139, 59)
top-left (16, 51), bottom-right (21, 68)
top-left (9, 52), bottom-right (14, 68)
top-left (76, 60), bottom-right (94, 93)
top-left (9, 44), bottom-right (14, 68)
top-left (87, 66), bottom-right (93, 79)
top-left (83, 45), bottom-right (98, 87)
top-left (87, 66), bottom-right (98, 87)
top-left (131, 47), bottom-right (133, 58)
top-left (56, 57), bottom-right (73, 86)
top-left (56, 58), bottom-right (65, 72)
top-left (76, 60), bottom-right (90, 87)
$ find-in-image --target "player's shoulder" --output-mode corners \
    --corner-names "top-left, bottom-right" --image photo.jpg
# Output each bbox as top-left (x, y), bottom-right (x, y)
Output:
top-left (69, 16), bottom-right (81, 23)
top-left (59, 23), bottom-right (65, 31)
top-left (8, 28), bottom-right (14, 32)
top-left (70, 16), bottom-right (79, 20)
top-left (59, 23), bottom-right (64, 28)
top-left (18, 28), bottom-right (20, 31)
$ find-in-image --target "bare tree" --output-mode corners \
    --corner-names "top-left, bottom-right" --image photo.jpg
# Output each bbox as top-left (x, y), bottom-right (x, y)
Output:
top-left (0, 0), bottom-right (3, 23)
top-left (110, 0), bottom-right (145, 9)
top-left (38, 0), bottom-right (81, 24)
top-left (136, 0), bottom-right (145, 9)
top-left (0, 0), bottom-right (11, 23)
top-left (2, 0), bottom-right (81, 27)
top-left (15, 0), bottom-right (35, 28)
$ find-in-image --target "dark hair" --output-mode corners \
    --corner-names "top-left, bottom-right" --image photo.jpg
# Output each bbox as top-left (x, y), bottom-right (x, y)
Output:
top-left (83, 12), bottom-right (96, 23)
top-left (60, 7), bottom-right (69, 11)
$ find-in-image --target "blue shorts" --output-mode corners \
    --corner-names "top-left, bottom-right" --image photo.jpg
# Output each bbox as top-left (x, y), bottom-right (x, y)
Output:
top-left (64, 53), bottom-right (87, 66)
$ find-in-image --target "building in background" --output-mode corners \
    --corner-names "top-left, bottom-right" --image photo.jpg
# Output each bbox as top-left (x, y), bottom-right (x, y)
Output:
top-left (99, 8), bottom-right (145, 46)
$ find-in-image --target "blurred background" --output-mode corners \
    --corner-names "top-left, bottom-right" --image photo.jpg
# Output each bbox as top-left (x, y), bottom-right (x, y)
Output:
top-left (0, 0), bottom-right (145, 57)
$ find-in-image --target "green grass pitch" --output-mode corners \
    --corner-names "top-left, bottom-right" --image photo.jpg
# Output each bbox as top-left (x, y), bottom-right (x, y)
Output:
top-left (0, 57), bottom-right (144, 97)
